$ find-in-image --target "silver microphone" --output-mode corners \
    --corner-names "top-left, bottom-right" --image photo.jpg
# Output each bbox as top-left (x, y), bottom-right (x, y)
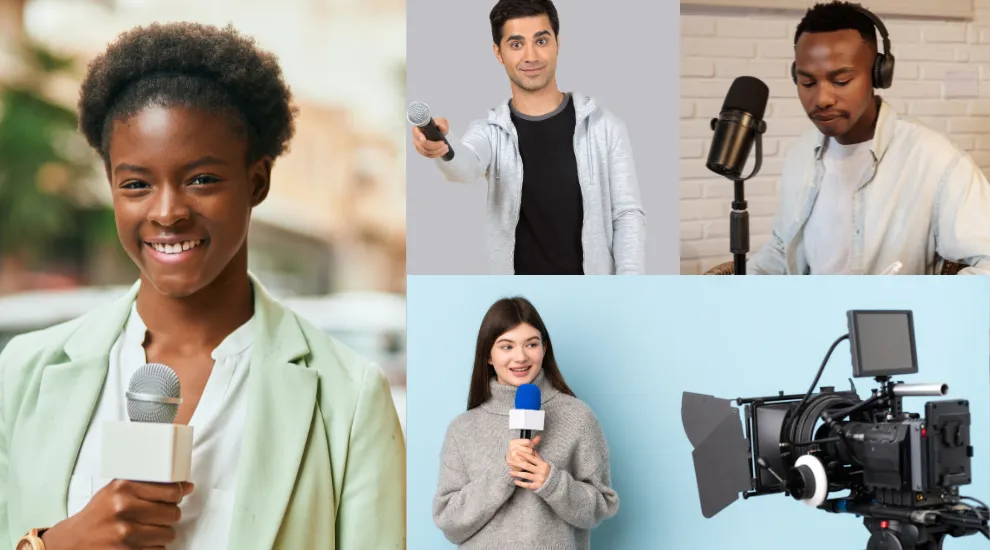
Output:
top-left (406, 101), bottom-right (432, 127)
top-left (101, 362), bottom-right (193, 482)
top-left (126, 363), bottom-right (182, 423)
top-left (407, 100), bottom-right (454, 161)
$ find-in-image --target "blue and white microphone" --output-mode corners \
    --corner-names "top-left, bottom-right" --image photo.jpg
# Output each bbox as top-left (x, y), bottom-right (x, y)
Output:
top-left (510, 384), bottom-right (544, 440)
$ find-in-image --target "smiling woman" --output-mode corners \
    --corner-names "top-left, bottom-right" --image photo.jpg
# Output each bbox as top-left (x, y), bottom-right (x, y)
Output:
top-left (0, 22), bottom-right (405, 550)
top-left (432, 296), bottom-right (618, 549)
top-left (76, 21), bottom-right (294, 301)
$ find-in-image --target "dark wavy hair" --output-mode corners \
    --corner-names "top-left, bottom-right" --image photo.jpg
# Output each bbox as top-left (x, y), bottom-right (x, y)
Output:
top-left (77, 21), bottom-right (297, 167)
top-left (467, 296), bottom-right (575, 410)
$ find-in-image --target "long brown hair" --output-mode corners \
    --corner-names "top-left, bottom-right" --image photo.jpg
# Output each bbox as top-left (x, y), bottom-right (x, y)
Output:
top-left (467, 296), bottom-right (576, 410)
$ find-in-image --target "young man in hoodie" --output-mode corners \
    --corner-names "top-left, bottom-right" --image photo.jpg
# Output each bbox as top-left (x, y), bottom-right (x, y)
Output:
top-left (411, 0), bottom-right (646, 275)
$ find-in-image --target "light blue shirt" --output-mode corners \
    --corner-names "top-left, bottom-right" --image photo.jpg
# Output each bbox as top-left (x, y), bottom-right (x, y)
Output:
top-left (748, 97), bottom-right (990, 275)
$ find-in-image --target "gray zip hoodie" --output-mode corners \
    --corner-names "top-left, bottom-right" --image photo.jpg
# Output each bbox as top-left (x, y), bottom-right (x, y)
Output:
top-left (434, 93), bottom-right (646, 275)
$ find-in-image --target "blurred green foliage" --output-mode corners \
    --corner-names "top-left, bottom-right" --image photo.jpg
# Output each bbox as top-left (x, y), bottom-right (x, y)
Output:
top-left (0, 41), bottom-right (116, 269)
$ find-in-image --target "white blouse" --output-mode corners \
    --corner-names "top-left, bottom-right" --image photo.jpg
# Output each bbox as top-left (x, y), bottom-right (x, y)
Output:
top-left (66, 303), bottom-right (255, 549)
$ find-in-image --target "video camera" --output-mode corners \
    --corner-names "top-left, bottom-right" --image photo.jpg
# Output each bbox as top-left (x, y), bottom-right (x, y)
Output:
top-left (682, 310), bottom-right (989, 550)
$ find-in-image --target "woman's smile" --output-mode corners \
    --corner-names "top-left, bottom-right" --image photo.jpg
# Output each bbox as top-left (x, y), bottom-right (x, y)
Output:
top-left (143, 237), bottom-right (209, 265)
top-left (508, 364), bottom-right (532, 377)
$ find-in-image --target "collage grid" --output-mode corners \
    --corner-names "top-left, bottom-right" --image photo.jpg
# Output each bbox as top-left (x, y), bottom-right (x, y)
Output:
top-left (0, 0), bottom-right (987, 549)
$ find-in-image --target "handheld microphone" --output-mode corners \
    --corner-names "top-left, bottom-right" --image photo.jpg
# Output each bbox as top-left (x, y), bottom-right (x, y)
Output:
top-left (509, 384), bottom-right (544, 440)
top-left (100, 363), bottom-right (194, 482)
top-left (407, 100), bottom-right (455, 161)
top-left (705, 76), bottom-right (770, 275)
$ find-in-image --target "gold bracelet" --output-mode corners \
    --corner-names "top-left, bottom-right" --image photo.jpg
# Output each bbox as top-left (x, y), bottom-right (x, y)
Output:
top-left (15, 528), bottom-right (48, 550)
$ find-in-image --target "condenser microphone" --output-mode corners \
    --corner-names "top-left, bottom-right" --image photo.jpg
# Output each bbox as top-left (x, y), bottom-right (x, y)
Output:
top-left (407, 100), bottom-right (455, 161)
top-left (509, 384), bottom-right (544, 440)
top-left (101, 363), bottom-right (194, 482)
top-left (706, 76), bottom-right (769, 180)
top-left (705, 76), bottom-right (770, 275)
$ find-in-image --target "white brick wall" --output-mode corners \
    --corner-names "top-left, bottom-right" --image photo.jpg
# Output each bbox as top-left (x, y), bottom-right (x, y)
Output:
top-left (680, 2), bottom-right (990, 274)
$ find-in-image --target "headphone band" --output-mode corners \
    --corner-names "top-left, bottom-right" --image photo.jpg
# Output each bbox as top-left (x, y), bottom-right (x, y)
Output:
top-left (852, 4), bottom-right (891, 56)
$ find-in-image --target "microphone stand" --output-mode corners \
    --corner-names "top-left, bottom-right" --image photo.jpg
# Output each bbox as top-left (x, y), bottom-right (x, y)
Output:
top-left (709, 118), bottom-right (766, 275)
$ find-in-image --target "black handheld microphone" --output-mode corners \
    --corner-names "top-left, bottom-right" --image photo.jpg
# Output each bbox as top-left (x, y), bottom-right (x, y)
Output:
top-left (407, 101), bottom-right (454, 161)
top-left (705, 76), bottom-right (770, 276)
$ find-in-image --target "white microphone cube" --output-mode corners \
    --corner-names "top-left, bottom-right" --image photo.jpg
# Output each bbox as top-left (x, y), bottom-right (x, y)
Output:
top-left (509, 409), bottom-right (545, 432)
top-left (100, 421), bottom-right (193, 482)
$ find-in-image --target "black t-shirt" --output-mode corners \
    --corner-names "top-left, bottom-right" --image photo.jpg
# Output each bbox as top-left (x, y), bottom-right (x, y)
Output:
top-left (510, 93), bottom-right (584, 275)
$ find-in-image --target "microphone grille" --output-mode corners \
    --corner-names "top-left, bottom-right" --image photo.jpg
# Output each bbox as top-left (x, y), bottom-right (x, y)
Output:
top-left (514, 383), bottom-right (542, 411)
top-left (722, 76), bottom-right (770, 121)
top-left (126, 363), bottom-right (181, 424)
top-left (407, 101), bottom-right (431, 126)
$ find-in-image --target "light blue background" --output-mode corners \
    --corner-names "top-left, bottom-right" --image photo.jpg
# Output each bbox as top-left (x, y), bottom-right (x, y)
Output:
top-left (406, 276), bottom-right (990, 549)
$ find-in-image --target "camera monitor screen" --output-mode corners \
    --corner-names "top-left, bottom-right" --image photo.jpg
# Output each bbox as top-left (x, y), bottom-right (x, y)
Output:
top-left (847, 310), bottom-right (918, 378)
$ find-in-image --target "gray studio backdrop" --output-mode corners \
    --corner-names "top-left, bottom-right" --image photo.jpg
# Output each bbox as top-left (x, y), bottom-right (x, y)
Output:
top-left (406, 0), bottom-right (680, 274)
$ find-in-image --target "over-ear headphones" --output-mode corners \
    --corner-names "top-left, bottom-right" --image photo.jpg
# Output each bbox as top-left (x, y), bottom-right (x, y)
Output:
top-left (790, 4), bottom-right (895, 89)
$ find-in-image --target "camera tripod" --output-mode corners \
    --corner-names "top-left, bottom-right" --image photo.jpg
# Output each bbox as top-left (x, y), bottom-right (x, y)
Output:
top-left (830, 501), bottom-right (990, 550)
top-left (863, 517), bottom-right (990, 550)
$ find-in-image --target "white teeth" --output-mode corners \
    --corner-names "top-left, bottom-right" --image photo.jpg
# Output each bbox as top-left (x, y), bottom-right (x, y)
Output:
top-left (150, 240), bottom-right (203, 255)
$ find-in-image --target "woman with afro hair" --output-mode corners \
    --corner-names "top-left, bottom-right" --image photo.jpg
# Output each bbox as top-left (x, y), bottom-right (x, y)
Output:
top-left (0, 22), bottom-right (405, 550)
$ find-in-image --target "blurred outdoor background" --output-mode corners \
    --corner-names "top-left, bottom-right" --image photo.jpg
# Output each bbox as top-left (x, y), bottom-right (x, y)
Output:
top-left (0, 0), bottom-right (407, 430)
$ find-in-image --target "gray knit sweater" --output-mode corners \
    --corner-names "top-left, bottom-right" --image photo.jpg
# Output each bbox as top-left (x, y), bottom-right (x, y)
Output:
top-left (433, 371), bottom-right (618, 549)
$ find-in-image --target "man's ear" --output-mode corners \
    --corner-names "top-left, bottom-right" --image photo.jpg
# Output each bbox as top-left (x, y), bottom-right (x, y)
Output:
top-left (493, 43), bottom-right (504, 65)
top-left (249, 156), bottom-right (273, 207)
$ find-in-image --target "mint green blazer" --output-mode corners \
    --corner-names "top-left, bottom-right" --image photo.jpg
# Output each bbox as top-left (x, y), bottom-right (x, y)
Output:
top-left (0, 275), bottom-right (406, 549)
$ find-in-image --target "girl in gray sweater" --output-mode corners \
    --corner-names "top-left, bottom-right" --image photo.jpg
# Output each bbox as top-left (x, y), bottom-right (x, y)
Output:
top-left (432, 297), bottom-right (619, 549)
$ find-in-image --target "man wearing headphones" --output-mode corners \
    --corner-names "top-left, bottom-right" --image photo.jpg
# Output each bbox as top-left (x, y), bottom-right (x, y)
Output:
top-left (748, 1), bottom-right (990, 275)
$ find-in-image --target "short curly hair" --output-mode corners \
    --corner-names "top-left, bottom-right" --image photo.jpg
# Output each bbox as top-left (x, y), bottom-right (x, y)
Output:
top-left (77, 22), bottom-right (297, 165)
top-left (794, 1), bottom-right (878, 48)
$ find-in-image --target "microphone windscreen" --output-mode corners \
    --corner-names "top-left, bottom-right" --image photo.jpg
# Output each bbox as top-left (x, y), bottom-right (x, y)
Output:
top-left (721, 76), bottom-right (769, 121)
top-left (514, 383), bottom-right (541, 411)
top-left (407, 101), bottom-right (432, 126)
top-left (126, 363), bottom-right (181, 424)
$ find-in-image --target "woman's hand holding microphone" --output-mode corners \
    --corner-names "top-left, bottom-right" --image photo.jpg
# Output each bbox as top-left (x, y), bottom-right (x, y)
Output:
top-left (40, 479), bottom-right (194, 550)
top-left (506, 436), bottom-right (551, 490)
